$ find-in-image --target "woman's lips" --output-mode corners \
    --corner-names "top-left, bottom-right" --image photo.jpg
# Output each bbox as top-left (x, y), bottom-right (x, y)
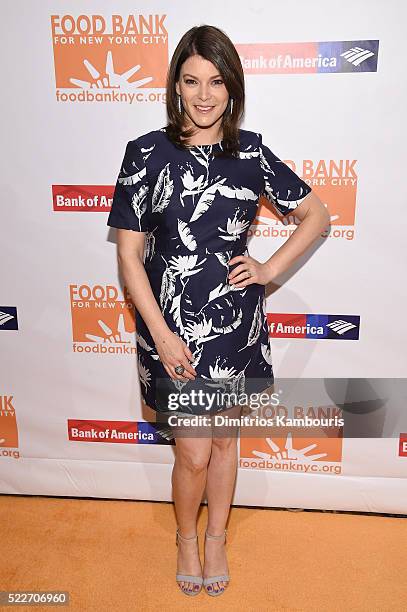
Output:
top-left (195, 105), bottom-right (214, 114)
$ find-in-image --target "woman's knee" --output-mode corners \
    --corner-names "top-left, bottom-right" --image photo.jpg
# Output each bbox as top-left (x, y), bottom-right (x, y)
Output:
top-left (175, 440), bottom-right (212, 473)
top-left (211, 436), bottom-right (237, 453)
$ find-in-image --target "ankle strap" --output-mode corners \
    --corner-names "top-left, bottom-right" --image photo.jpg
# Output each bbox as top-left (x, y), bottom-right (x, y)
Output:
top-left (176, 528), bottom-right (198, 541)
top-left (205, 528), bottom-right (227, 539)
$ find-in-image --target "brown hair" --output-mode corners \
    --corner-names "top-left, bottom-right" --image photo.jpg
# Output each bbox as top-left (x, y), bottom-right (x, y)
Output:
top-left (165, 25), bottom-right (245, 158)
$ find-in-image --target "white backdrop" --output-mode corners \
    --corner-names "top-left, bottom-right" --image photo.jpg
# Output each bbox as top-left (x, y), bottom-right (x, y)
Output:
top-left (1, 0), bottom-right (406, 513)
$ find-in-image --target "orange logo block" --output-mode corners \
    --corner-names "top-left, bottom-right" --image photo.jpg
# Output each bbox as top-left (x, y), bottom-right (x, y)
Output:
top-left (51, 14), bottom-right (168, 98)
top-left (251, 159), bottom-right (357, 242)
top-left (0, 395), bottom-right (18, 449)
top-left (70, 284), bottom-right (137, 354)
top-left (240, 406), bottom-right (343, 474)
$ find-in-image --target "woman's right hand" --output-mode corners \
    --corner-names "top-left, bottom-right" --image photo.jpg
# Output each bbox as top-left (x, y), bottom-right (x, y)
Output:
top-left (153, 328), bottom-right (197, 381)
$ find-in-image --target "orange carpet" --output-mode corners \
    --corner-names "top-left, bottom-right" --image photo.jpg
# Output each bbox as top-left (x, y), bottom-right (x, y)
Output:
top-left (0, 495), bottom-right (405, 611)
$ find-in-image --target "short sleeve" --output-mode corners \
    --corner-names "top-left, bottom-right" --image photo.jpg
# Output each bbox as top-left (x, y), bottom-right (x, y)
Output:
top-left (107, 140), bottom-right (151, 232)
top-left (258, 133), bottom-right (312, 217)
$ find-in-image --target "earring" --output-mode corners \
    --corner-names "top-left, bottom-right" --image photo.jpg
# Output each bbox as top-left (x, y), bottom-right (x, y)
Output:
top-left (230, 97), bottom-right (234, 114)
top-left (178, 94), bottom-right (182, 113)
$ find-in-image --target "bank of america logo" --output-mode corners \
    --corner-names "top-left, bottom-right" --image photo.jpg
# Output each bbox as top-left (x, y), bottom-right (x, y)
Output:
top-left (327, 319), bottom-right (358, 335)
top-left (0, 311), bottom-right (14, 326)
top-left (0, 307), bottom-right (18, 330)
top-left (340, 46), bottom-right (375, 66)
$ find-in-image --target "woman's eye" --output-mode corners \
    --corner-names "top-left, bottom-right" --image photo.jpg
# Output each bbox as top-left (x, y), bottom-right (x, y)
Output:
top-left (183, 78), bottom-right (223, 85)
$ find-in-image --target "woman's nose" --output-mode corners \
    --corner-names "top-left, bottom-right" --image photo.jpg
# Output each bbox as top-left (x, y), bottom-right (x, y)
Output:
top-left (197, 85), bottom-right (211, 101)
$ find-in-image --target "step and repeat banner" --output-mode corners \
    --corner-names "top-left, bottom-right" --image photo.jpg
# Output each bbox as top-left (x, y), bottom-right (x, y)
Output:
top-left (1, 1), bottom-right (406, 513)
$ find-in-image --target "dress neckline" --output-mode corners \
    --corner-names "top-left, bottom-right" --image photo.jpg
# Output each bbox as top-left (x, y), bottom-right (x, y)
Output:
top-left (183, 139), bottom-right (223, 149)
top-left (161, 127), bottom-right (224, 150)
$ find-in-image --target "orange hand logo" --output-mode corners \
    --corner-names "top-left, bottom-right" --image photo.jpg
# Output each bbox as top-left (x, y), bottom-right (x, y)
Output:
top-left (85, 313), bottom-right (134, 344)
top-left (69, 50), bottom-right (153, 89)
top-left (251, 432), bottom-right (328, 461)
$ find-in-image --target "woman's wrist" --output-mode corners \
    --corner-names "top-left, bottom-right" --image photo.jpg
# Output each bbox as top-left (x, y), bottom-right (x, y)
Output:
top-left (264, 256), bottom-right (283, 282)
top-left (150, 320), bottom-right (171, 343)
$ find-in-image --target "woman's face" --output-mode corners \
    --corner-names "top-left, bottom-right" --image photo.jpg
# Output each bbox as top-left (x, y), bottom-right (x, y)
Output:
top-left (176, 54), bottom-right (229, 134)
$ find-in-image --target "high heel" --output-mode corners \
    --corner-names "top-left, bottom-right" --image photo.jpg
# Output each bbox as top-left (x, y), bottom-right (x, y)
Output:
top-left (175, 529), bottom-right (203, 596)
top-left (203, 529), bottom-right (230, 596)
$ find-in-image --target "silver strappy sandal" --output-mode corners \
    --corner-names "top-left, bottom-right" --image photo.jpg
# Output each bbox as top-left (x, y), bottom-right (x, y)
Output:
top-left (203, 528), bottom-right (230, 596)
top-left (175, 529), bottom-right (203, 596)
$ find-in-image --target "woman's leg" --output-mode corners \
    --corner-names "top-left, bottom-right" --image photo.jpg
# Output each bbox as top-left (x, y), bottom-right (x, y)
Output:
top-left (203, 404), bottom-right (241, 593)
top-left (172, 432), bottom-right (212, 593)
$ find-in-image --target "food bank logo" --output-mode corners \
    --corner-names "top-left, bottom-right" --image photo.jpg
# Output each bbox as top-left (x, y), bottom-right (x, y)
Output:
top-left (240, 406), bottom-right (343, 474)
top-left (51, 14), bottom-right (168, 104)
top-left (0, 395), bottom-right (20, 458)
top-left (70, 284), bottom-right (137, 354)
top-left (250, 158), bottom-right (357, 242)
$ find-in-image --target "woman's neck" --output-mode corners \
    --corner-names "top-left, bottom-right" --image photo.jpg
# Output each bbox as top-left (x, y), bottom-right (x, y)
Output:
top-left (181, 122), bottom-right (223, 146)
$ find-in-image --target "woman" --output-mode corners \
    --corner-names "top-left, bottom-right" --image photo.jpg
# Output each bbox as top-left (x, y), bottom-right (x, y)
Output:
top-left (107, 25), bottom-right (329, 597)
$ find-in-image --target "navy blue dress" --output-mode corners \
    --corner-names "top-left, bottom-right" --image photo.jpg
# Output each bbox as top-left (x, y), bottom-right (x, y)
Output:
top-left (107, 127), bottom-right (312, 417)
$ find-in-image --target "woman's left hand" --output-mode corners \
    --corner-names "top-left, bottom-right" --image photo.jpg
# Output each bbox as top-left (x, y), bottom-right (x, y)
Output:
top-left (228, 254), bottom-right (273, 288)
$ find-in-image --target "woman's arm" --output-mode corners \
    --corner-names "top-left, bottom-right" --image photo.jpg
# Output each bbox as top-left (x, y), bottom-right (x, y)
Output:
top-left (115, 229), bottom-right (197, 380)
top-left (264, 190), bottom-right (330, 278)
top-left (116, 229), bottom-right (169, 342)
top-left (228, 190), bottom-right (330, 287)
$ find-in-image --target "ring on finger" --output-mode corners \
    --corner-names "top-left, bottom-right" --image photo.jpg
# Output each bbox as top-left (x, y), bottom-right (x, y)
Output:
top-left (174, 364), bottom-right (185, 375)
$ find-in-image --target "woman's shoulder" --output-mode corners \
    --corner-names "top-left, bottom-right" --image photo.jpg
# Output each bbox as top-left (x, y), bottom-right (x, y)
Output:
top-left (238, 128), bottom-right (262, 149)
top-left (127, 127), bottom-right (168, 149)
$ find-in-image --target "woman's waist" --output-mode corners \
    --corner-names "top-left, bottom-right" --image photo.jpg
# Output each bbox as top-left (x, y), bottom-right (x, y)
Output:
top-left (149, 234), bottom-right (248, 256)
